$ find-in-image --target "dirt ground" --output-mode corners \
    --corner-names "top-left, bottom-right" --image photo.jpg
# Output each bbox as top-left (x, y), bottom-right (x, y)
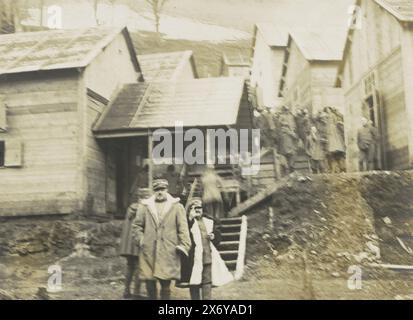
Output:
top-left (1, 171), bottom-right (413, 300)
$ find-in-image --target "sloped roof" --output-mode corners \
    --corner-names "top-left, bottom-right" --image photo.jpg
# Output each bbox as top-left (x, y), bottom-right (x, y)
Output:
top-left (254, 23), bottom-right (289, 47)
top-left (137, 50), bottom-right (198, 81)
top-left (375, 0), bottom-right (413, 22)
top-left (290, 29), bottom-right (347, 61)
top-left (94, 77), bottom-right (246, 133)
top-left (0, 26), bottom-right (141, 76)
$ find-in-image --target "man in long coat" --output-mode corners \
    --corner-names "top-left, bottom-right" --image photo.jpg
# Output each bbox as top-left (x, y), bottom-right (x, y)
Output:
top-left (305, 126), bottom-right (326, 174)
top-left (358, 118), bottom-right (379, 171)
top-left (278, 121), bottom-right (298, 170)
top-left (132, 179), bottom-right (191, 300)
top-left (119, 202), bottom-right (141, 299)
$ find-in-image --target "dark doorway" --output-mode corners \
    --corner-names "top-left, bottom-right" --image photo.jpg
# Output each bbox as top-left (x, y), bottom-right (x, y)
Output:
top-left (363, 91), bottom-right (385, 170)
top-left (0, 140), bottom-right (4, 167)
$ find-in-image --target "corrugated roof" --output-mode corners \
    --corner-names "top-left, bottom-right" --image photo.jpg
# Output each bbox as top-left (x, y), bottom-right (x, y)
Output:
top-left (375, 0), bottom-right (413, 22)
top-left (255, 23), bottom-right (289, 47)
top-left (137, 50), bottom-right (197, 81)
top-left (94, 77), bottom-right (245, 132)
top-left (0, 26), bottom-right (140, 75)
top-left (290, 29), bottom-right (347, 61)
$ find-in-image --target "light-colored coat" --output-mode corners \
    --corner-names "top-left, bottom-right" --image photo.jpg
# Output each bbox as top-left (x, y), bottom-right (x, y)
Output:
top-left (190, 218), bottom-right (234, 287)
top-left (132, 194), bottom-right (191, 281)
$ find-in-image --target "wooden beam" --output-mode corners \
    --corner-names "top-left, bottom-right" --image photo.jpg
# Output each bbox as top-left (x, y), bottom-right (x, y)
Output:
top-left (148, 131), bottom-right (153, 190)
top-left (401, 30), bottom-right (413, 166)
top-left (370, 263), bottom-right (413, 271)
top-left (228, 177), bottom-right (289, 217)
top-left (94, 131), bottom-right (149, 139)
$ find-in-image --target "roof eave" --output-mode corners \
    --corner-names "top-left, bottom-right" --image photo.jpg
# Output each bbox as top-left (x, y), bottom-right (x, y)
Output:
top-left (374, 0), bottom-right (413, 23)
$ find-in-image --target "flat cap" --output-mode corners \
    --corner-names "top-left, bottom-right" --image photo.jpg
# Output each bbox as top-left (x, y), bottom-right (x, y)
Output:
top-left (153, 179), bottom-right (169, 191)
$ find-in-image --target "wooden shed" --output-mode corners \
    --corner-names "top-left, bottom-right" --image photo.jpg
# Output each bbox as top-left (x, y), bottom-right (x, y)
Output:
top-left (220, 49), bottom-right (250, 80)
top-left (137, 50), bottom-right (198, 82)
top-left (336, 0), bottom-right (413, 171)
top-left (0, 27), bottom-right (143, 217)
top-left (249, 23), bottom-right (288, 110)
top-left (279, 29), bottom-right (347, 115)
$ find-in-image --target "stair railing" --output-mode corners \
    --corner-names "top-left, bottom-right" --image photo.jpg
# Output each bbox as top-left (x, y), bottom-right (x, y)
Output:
top-left (234, 215), bottom-right (248, 280)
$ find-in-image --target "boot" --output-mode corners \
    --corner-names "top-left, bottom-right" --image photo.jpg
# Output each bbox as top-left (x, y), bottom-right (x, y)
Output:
top-left (190, 286), bottom-right (201, 300)
top-left (202, 284), bottom-right (212, 300)
top-left (146, 281), bottom-right (158, 300)
top-left (160, 280), bottom-right (171, 300)
top-left (123, 288), bottom-right (132, 299)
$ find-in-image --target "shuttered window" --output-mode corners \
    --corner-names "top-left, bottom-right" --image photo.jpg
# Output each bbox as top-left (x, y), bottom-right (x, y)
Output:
top-left (1, 139), bottom-right (23, 168)
top-left (0, 96), bottom-right (6, 132)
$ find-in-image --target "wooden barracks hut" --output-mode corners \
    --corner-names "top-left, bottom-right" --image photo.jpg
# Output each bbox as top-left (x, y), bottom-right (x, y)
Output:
top-left (0, 27), bottom-right (143, 217)
top-left (337, 0), bottom-right (413, 171)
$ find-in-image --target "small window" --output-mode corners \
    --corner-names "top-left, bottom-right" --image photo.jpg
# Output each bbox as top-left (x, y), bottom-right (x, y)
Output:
top-left (0, 139), bottom-right (23, 168)
top-left (0, 141), bottom-right (4, 167)
top-left (0, 96), bottom-right (6, 132)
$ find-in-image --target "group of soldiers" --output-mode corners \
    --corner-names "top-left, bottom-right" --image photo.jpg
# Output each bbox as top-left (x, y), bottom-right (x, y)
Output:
top-left (253, 104), bottom-right (347, 175)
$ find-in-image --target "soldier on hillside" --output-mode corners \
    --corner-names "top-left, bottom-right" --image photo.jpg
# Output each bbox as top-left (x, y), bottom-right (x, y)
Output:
top-left (295, 108), bottom-right (312, 144)
top-left (324, 107), bottom-right (346, 173)
top-left (358, 117), bottom-right (379, 171)
top-left (305, 126), bottom-right (327, 174)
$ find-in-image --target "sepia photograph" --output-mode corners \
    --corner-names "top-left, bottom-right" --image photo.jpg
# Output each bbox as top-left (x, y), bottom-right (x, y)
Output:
top-left (0, 0), bottom-right (413, 303)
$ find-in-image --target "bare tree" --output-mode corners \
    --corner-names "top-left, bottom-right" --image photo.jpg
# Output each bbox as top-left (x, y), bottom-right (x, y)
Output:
top-left (145, 0), bottom-right (168, 37)
top-left (39, 0), bottom-right (44, 26)
top-left (93, 0), bottom-right (100, 25)
top-left (0, 0), bottom-right (26, 33)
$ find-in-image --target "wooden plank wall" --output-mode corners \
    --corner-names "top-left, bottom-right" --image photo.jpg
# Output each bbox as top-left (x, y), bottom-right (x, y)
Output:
top-left (341, 1), bottom-right (409, 171)
top-left (378, 48), bottom-right (409, 169)
top-left (250, 32), bottom-right (285, 109)
top-left (342, 0), bottom-right (402, 91)
top-left (252, 150), bottom-right (276, 188)
top-left (345, 79), bottom-right (364, 172)
top-left (283, 40), bottom-right (312, 110)
top-left (344, 48), bottom-right (409, 171)
top-left (0, 72), bottom-right (81, 216)
top-left (85, 93), bottom-right (110, 215)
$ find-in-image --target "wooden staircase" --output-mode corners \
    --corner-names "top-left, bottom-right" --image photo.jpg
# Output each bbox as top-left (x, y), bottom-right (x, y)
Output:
top-left (292, 150), bottom-right (311, 174)
top-left (218, 216), bottom-right (248, 280)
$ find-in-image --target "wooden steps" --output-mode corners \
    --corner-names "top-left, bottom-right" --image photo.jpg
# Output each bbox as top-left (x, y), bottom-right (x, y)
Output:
top-left (292, 151), bottom-right (310, 174)
top-left (218, 216), bottom-right (247, 278)
top-left (221, 232), bottom-right (241, 242)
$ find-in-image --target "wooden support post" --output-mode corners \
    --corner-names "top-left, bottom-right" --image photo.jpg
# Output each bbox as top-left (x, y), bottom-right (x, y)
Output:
top-left (148, 132), bottom-right (153, 191)
top-left (273, 148), bottom-right (281, 180)
top-left (401, 30), bottom-right (413, 167)
top-left (235, 188), bottom-right (241, 206)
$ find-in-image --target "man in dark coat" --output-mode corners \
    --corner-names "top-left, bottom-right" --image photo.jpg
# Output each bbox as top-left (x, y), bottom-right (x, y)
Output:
top-left (279, 121), bottom-right (298, 170)
top-left (132, 179), bottom-right (191, 300)
top-left (253, 106), bottom-right (274, 149)
top-left (305, 126), bottom-right (327, 174)
top-left (296, 108), bottom-right (311, 144)
top-left (358, 117), bottom-right (379, 171)
top-left (119, 202), bottom-right (141, 299)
